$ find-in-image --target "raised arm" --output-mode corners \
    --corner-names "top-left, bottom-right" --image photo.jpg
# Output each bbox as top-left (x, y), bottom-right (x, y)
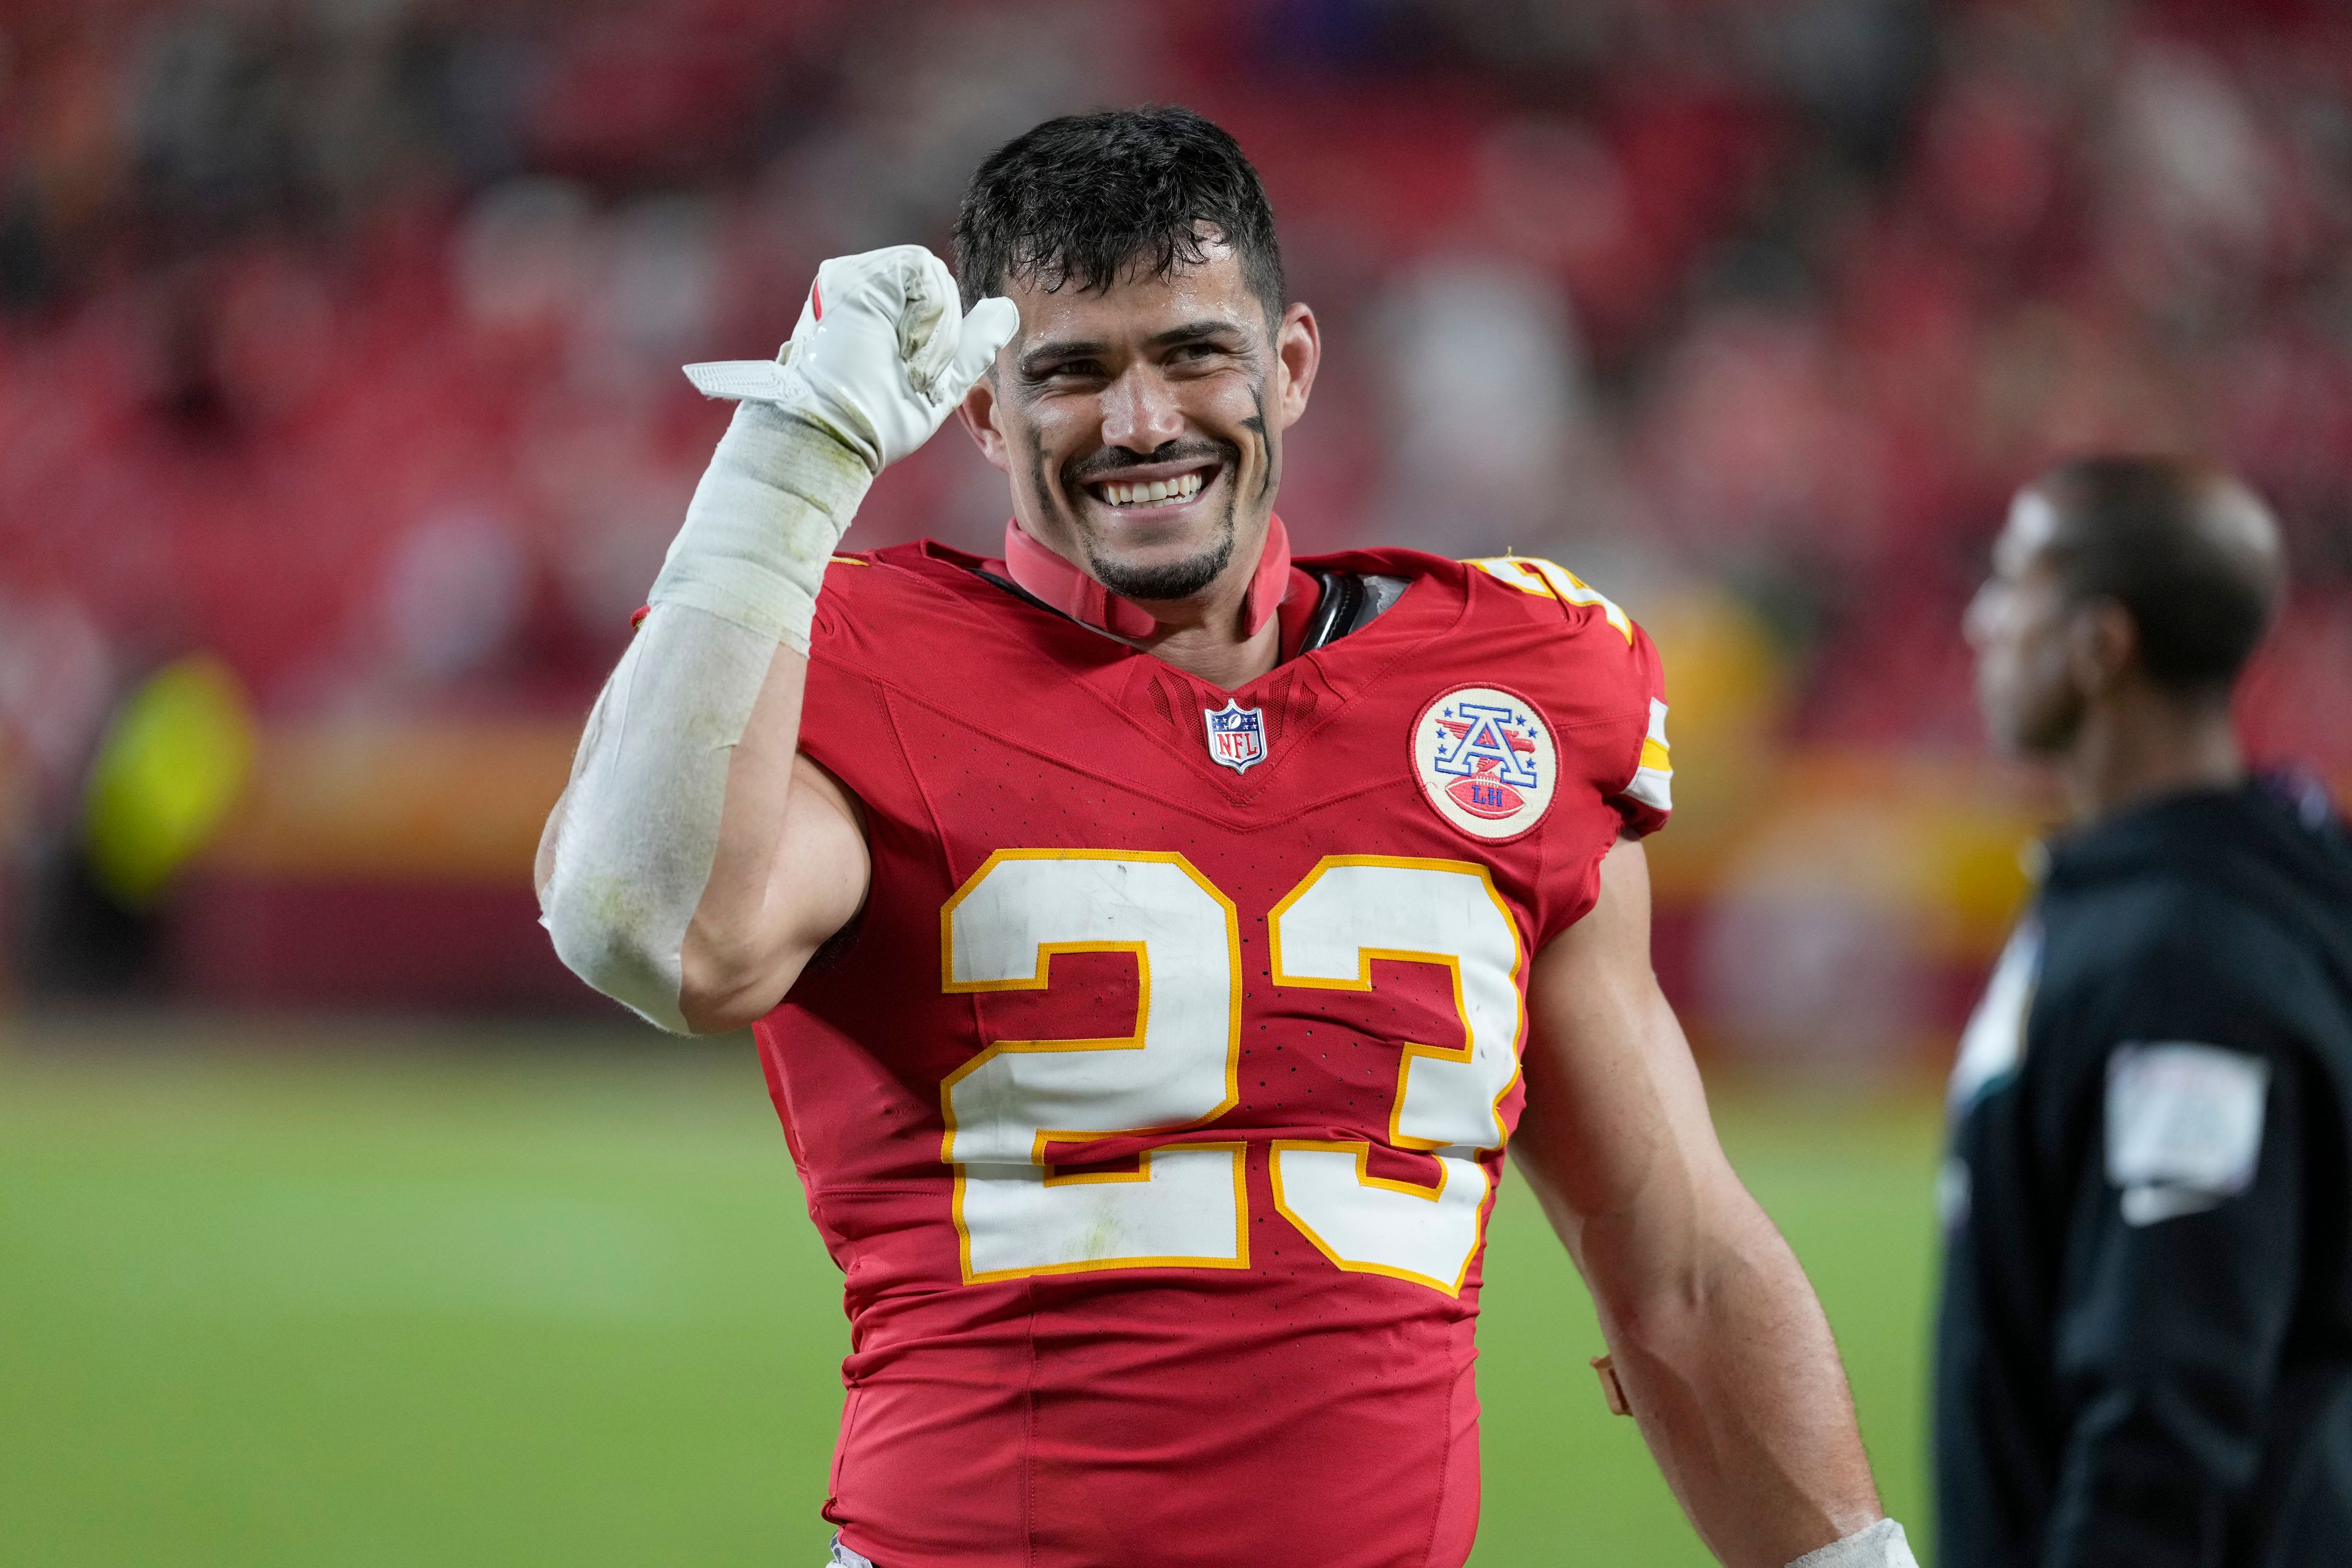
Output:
top-left (1511, 836), bottom-right (1912, 1568)
top-left (535, 247), bottom-right (1016, 1033)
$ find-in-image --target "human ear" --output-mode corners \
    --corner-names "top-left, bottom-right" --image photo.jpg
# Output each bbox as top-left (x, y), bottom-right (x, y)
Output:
top-left (1273, 303), bottom-right (1321, 432)
top-left (957, 373), bottom-right (1011, 474)
top-left (2067, 600), bottom-right (2139, 696)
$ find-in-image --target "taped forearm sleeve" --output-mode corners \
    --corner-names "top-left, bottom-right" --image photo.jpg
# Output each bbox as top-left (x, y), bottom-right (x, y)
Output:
top-left (649, 401), bottom-right (872, 654)
top-left (539, 603), bottom-right (775, 1032)
top-left (540, 402), bottom-right (869, 1031)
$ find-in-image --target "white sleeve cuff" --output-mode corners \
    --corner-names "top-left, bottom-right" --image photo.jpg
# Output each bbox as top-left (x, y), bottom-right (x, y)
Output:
top-left (1785, 1518), bottom-right (1917, 1568)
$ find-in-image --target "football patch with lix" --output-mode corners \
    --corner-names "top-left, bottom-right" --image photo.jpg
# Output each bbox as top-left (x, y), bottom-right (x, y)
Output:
top-left (1411, 686), bottom-right (1558, 842)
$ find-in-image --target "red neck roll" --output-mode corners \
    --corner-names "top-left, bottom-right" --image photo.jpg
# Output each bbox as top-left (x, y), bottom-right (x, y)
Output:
top-left (1000, 514), bottom-right (1295, 641)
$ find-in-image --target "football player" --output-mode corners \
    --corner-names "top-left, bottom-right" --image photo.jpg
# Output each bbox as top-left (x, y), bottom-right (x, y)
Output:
top-left (539, 107), bottom-right (1916, 1568)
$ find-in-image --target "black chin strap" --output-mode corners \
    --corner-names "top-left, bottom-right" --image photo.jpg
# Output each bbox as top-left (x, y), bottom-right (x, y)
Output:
top-left (1300, 570), bottom-right (1410, 652)
top-left (1297, 572), bottom-right (1361, 654)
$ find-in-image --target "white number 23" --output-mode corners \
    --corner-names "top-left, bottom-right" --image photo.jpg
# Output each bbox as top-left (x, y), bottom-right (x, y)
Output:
top-left (940, 851), bottom-right (1524, 1295)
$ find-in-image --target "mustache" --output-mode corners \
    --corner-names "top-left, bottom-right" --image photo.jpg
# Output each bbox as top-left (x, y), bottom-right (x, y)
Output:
top-left (1065, 437), bottom-right (1238, 488)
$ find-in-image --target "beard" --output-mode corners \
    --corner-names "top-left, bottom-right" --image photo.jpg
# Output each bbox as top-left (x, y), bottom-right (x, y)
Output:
top-left (1085, 508), bottom-right (1237, 602)
top-left (1062, 433), bottom-right (1246, 603)
top-left (1981, 667), bottom-right (2081, 756)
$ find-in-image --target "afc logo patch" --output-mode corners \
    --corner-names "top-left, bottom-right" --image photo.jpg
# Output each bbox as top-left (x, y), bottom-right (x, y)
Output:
top-left (1412, 685), bottom-right (1558, 841)
top-left (1203, 698), bottom-right (1267, 774)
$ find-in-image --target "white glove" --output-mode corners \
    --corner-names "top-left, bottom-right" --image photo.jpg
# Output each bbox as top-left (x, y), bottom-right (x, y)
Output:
top-left (649, 246), bottom-right (1016, 652)
top-left (684, 244), bottom-right (1019, 474)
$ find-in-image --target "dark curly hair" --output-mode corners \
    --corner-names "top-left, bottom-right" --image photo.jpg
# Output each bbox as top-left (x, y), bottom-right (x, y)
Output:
top-left (953, 106), bottom-right (1284, 323)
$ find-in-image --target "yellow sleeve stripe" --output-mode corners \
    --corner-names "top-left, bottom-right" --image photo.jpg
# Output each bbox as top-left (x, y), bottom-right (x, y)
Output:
top-left (1640, 736), bottom-right (1672, 773)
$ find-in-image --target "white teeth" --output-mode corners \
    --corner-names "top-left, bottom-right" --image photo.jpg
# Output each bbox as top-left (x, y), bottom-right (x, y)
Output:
top-left (1095, 470), bottom-right (1208, 508)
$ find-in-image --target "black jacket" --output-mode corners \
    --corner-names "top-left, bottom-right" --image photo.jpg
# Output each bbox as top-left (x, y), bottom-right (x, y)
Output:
top-left (1936, 777), bottom-right (2352, 1568)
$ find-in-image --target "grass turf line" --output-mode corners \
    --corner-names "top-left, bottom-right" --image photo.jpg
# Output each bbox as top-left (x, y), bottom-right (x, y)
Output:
top-left (0, 1021), bottom-right (1940, 1566)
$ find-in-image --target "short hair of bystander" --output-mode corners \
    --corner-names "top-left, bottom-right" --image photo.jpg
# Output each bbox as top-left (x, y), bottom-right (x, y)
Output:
top-left (2031, 455), bottom-right (2286, 696)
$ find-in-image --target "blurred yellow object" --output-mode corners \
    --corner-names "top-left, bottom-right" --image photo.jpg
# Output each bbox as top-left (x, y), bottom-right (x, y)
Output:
top-left (1636, 587), bottom-right (1793, 893)
top-left (83, 655), bottom-right (257, 906)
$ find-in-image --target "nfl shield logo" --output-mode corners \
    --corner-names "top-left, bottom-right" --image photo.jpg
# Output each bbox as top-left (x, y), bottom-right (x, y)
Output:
top-left (1202, 698), bottom-right (1267, 774)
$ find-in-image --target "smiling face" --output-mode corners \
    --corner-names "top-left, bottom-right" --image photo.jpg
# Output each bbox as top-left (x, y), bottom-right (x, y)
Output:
top-left (1965, 486), bottom-right (2086, 755)
top-left (959, 240), bottom-right (1317, 610)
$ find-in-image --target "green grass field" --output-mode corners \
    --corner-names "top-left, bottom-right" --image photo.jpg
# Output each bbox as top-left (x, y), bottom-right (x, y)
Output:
top-left (0, 1015), bottom-right (1942, 1566)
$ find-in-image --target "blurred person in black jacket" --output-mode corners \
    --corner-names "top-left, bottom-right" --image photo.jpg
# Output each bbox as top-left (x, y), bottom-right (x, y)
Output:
top-left (1940, 455), bottom-right (2352, 1567)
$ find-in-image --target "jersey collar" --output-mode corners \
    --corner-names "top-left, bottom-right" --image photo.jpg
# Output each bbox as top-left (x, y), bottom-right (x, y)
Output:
top-left (1001, 514), bottom-right (1294, 641)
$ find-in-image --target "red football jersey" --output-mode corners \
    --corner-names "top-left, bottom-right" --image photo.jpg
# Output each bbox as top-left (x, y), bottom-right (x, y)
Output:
top-left (759, 540), bottom-right (1672, 1568)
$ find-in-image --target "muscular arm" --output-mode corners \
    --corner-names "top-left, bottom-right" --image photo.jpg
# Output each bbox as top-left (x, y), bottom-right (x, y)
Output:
top-left (535, 635), bottom-right (869, 1035)
top-left (533, 246), bottom-right (1011, 1035)
top-left (677, 648), bottom-right (868, 1030)
top-left (1512, 837), bottom-right (1889, 1567)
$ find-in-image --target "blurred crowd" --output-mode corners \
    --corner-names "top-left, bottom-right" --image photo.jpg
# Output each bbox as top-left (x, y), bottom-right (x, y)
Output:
top-left (0, 0), bottom-right (2347, 1015)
